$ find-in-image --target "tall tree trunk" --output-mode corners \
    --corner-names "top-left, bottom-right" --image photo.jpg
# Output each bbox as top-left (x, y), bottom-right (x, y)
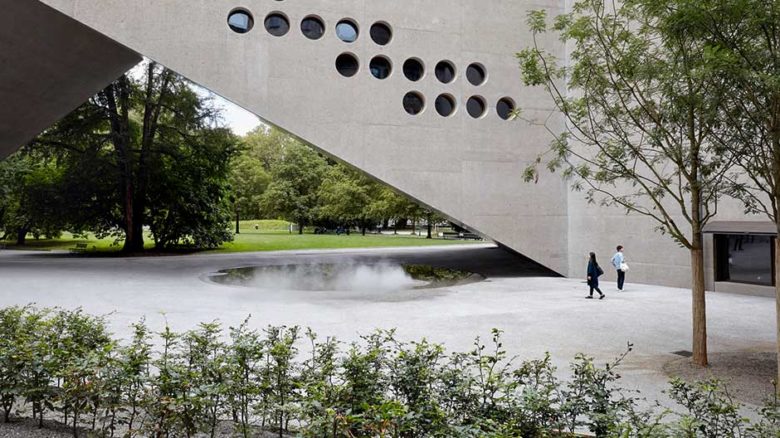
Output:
top-left (121, 180), bottom-right (135, 252)
top-left (298, 220), bottom-right (304, 235)
top-left (102, 77), bottom-right (140, 253)
top-left (691, 245), bottom-right (707, 366)
top-left (16, 226), bottom-right (27, 246)
top-left (129, 199), bottom-right (145, 252)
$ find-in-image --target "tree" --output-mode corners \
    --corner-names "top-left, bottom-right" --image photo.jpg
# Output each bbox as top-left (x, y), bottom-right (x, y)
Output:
top-left (228, 128), bottom-right (286, 220)
top-left (32, 61), bottom-right (238, 251)
top-left (0, 153), bottom-right (65, 245)
top-left (146, 127), bottom-right (236, 249)
top-left (260, 142), bottom-right (327, 234)
top-left (317, 164), bottom-right (376, 235)
top-left (518, 0), bottom-right (732, 365)
top-left (670, 0), bottom-right (780, 388)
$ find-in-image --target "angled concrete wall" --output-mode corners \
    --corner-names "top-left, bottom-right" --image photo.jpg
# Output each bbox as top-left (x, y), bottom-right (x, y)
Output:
top-left (0, 0), bottom-right (140, 159)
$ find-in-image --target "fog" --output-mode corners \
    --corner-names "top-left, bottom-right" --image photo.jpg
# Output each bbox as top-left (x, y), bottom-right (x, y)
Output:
top-left (210, 262), bottom-right (425, 292)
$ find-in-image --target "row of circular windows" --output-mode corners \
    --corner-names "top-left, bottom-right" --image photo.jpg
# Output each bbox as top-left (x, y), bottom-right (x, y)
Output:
top-left (336, 53), bottom-right (488, 86)
top-left (403, 93), bottom-right (516, 120)
top-left (228, 8), bottom-right (391, 45)
top-left (228, 8), bottom-right (489, 86)
top-left (227, 8), bottom-right (515, 120)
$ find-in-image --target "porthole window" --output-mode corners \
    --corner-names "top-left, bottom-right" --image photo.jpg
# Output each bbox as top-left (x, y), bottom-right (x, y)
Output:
top-left (370, 56), bottom-right (392, 80)
top-left (228, 9), bottom-right (254, 34)
top-left (497, 97), bottom-right (516, 120)
top-left (435, 94), bottom-right (457, 117)
top-left (466, 63), bottom-right (487, 86)
top-left (403, 92), bottom-right (425, 115)
top-left (466, 96), bottom-right (487, 118)
top-left (336, 19), bottom-right (359, 43)
top-left (403, 58), bottom-right (425, 82)
top-left (265, 13), bottom-right (290, 37)
top-left (370, 22), bottom-right (393, 45)
top-left (335, 53), bottom-right (360, 77)
top-left (435, 61), bottom-right (456, 84)
top-left (301, 16), bottom-right (325, 40)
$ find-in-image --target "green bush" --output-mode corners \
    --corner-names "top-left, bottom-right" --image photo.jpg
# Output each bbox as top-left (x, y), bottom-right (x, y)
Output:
top-left (0, 305), bottom-right (777, 437)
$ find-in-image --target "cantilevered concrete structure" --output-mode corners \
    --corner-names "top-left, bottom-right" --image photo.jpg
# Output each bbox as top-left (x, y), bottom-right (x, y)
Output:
top-left (0, 0), bottom-right (772, 294)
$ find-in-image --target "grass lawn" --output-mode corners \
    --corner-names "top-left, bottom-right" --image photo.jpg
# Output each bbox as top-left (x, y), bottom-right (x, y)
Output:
top-left (0, 221), bottom-right (481, 255)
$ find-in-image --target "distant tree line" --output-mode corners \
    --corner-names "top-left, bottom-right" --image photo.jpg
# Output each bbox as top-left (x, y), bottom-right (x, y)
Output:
top-left (230, 127), bottom-right (443, 236)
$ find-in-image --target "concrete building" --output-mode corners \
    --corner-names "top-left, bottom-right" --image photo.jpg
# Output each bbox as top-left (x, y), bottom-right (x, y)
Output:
top-left (0, 0), bottom-right (773, 296)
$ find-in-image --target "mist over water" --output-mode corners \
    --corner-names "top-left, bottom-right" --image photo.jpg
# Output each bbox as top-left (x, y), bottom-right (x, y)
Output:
top-left (210, 262), bottom-right (425, 292)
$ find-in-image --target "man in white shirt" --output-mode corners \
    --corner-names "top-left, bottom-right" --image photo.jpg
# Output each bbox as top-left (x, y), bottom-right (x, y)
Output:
top-left (611, 245), bottom-right (626, 291)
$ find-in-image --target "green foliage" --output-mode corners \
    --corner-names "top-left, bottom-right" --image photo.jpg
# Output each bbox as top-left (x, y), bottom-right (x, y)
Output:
top-left (518, 0), bottom-right (729, 249)
top-left (26, 62), bottom-right (239, 251)
top-left (260, 142), bottom-right (328, 233)
top-left (228, 127), bottom-right (288, 220)
top-left (0, 154), bottom-right (65, 243)
top-left (1, 306), bottom-right (778, 437)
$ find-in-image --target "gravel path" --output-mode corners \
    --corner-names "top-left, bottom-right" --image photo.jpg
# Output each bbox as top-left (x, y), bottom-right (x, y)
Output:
top-left (664, 351), bottom-right (777, 406)
top-left (0, 418), bottom-right (289, 437)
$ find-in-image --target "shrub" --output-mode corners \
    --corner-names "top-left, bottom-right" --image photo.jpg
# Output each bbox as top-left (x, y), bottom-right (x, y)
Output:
top-left (0, 305), bottom-right (777, 437)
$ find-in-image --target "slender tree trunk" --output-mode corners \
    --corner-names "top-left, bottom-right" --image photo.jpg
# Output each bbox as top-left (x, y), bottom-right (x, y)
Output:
top-left (691, 239), bottom-right (708, 366)
top-left (298, 220), bottom-right (304, 235)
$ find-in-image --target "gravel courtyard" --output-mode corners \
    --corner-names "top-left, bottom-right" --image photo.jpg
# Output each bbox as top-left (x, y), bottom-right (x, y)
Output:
top-left (0, 244), bottom-right (775, 415)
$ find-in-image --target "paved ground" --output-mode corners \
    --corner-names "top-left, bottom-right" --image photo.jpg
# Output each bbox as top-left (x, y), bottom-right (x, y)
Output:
top-left (0, 244), bottom-right (775, 412)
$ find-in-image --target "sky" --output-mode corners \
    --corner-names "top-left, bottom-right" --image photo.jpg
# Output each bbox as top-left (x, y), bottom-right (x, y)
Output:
top-left (130, 61), bottom-right (263, 136)
top-left (213, 96), bottom-right (263, 136)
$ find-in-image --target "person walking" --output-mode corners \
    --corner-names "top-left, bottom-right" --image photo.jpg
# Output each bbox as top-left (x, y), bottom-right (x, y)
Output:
top-left (586, 252), bottom-right (605, 299)
top-left (611, 245), bottom-right (626, 291)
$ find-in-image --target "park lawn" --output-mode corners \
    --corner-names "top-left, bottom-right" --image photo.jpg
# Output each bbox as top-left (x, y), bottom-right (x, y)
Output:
top-left (1, 221), bottom-right (480, 254)
top-left (0, 232), bottom-right (154, 253)
top-left (216, 230), bottom-right (476, 253)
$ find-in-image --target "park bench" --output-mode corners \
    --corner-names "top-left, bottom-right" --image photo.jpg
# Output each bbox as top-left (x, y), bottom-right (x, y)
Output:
top-left (441, 231), bottom-right (482, 240)
top-left (70, 242), bottom-right (88, 254)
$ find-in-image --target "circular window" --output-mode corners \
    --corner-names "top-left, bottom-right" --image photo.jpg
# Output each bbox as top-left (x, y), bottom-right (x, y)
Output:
top-left (435, 61), bottom-right (456, 84)
top-left (370, 56), bottom-right (392, 80)
top-left (336, 19), bottom-right (359, 43)
top-left (301, 16), bottom-right (325, 40)
top-left (466, 96), bottom-right (487, 118)
top-left (335, 53), bottom-right (360, 77)
top-left (403, 92), bottom-right (425, 115)
top-left (370, 22), bottom-right (393, 45)
top-left (435, 94), bottom-right (457, 117)
top-left (403, 58), bottom-right (425, 82)
top-left (265, 13), bottom-right (290, 37)
top-left (228, 9), bottom-right (254, 34)
top-left (466, 63), bottom-right (487, 86)
top-left (497, 98), bottom-right (516, 120)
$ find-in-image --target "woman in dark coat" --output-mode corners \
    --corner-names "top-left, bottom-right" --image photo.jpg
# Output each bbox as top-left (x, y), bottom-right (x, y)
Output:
top-left (586, 252), bottom-right (605, 299)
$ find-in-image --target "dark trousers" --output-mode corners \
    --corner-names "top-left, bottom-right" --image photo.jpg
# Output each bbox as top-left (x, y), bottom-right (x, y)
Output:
top-left (617, 270), bottom-right (625, 290)
top-left (589, 286), bottom-right (603, 296)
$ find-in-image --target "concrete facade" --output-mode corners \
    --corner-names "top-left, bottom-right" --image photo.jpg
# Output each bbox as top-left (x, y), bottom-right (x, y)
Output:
top-left (0, 0), bottom-right (769, 294)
